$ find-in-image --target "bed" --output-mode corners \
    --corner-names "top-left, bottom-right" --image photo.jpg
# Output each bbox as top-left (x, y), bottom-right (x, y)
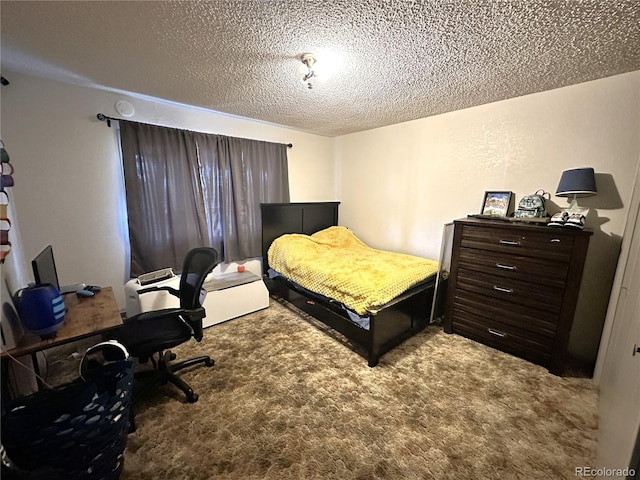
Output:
top-left (260, 202), bottom-right (438, 367)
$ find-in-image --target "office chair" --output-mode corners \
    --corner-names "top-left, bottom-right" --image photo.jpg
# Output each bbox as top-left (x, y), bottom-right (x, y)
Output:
top-left (113, 247), bottom-right (219, 404)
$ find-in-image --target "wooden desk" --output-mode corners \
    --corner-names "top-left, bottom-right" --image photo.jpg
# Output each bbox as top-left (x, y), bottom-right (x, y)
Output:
top-left (1, 287), bottom-right (123, 359)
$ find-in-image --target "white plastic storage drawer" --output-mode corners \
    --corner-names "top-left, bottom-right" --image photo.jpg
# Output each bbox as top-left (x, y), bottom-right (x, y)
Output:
top-left (125, 271), bottom-right (269, 327)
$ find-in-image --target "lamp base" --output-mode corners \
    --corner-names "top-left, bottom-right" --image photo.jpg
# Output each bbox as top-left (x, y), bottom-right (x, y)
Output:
top-left (563, 197), bottom-right (589, 217)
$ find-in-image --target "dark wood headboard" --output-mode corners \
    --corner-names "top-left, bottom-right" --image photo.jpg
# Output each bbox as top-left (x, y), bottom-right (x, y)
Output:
top-left (260, 202), bottom-right (340, 274)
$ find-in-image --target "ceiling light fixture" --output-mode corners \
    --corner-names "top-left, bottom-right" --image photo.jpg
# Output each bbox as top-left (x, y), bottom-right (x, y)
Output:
top-left (300, 53), bottom-right (317, 90)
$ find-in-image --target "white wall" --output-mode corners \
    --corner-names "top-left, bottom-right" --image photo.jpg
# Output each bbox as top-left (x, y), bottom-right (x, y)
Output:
top-left (0, 72), bottom-right (337, 309)
top-left (336, 71), bottom-right (640, 364)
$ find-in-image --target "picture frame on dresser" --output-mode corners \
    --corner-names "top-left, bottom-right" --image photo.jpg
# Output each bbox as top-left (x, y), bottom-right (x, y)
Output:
top-left (481, 191), bottom-right (513, 217)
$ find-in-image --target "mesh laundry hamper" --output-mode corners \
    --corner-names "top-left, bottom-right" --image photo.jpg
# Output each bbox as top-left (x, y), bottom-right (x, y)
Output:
top-left (1, 354), bottom-right (134, 480)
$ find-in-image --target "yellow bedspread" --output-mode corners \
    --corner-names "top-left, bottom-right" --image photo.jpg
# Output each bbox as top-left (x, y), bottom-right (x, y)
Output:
top-left (268, 226), bottom-right (439, 315)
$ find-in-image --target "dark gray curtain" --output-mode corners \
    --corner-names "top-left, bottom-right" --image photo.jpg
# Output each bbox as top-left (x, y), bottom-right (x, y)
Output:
top-left (189, 133), bottom-right (290, 260)
top-left (120, 121), bottom-right (289, 276)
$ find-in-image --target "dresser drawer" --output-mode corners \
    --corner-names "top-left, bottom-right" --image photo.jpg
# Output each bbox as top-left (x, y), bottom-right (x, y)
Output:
top-left (451, 308), bottom-right (553, 365)
top-left (456, 268), bottom-right (563, 313)
top-left (452, 290), bottom-right (558, 337)
top-left (458, 247), bottom-right (568, 288)
top-left (460, 224), bottom-right (574, 262)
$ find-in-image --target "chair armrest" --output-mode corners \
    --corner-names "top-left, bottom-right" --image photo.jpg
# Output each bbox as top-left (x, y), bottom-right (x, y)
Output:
top-left (176, 307), bottom-right (206, 341)
top-left (137, 285), bottom-right (180, 298)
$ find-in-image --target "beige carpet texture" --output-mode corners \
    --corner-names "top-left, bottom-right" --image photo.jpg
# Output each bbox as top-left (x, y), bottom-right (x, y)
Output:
top-left (54, 298), bottom-right (598, 479)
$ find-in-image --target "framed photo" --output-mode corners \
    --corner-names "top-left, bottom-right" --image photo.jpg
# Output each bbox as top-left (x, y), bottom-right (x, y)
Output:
top-left (481, 191), bottom-right (513, 217)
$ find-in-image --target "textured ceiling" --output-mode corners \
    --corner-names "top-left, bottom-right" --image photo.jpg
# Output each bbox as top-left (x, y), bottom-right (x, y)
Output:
top-left (2, 1), bottom-right (639, 137)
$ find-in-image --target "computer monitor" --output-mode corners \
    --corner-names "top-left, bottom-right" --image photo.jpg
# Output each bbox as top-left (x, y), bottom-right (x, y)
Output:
top-left (32, 245), bottom-right (60, 290)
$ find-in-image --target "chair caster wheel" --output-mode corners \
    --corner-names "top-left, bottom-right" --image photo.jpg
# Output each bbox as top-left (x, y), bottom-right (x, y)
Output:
top-left (187, 392), bottom-right (199, 403)
top-left (205, 358), bottom-right (215, 367)
top-left (169, 352), bottom-right (177, 361)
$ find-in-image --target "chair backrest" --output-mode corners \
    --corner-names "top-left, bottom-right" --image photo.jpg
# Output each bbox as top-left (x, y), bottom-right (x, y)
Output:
top-left (178, 248), bottom-right (219, 309)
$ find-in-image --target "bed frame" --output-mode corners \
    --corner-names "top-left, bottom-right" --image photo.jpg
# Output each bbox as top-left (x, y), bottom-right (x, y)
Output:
top-left (260, 202), bottom-right (436, 367)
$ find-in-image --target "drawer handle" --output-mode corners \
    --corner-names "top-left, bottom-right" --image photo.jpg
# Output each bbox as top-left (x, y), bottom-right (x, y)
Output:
top-left (496, 263), bottom-right (517, 271)
top-left (551, 238), bottom-right (561, 243)
top-left (488, 328), bottom-right (507, 338)
top-left (499, 239), bottom-right (521, 247)
top-left (493, 285), bottom-right (513, 294)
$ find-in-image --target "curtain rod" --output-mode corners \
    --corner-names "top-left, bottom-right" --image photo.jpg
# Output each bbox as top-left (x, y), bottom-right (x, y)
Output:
top-left (96, 113), bottom-right (293, 148)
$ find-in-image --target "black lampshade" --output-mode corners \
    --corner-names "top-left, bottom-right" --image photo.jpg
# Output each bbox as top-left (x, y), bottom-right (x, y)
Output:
top-left (555, 168), bottom-right (597, 197)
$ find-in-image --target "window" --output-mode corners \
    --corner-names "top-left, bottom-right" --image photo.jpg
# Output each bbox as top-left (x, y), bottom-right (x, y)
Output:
top-left (119, 121), bottom-right (289, 276)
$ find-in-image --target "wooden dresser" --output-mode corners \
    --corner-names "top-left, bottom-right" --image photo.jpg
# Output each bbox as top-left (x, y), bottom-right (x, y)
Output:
top-left (443, 218), bottom-right (592, 375)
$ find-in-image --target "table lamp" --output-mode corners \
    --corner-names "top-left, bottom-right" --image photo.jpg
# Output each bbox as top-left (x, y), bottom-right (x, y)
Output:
top-left (555, 167), bottom-right (597, 214)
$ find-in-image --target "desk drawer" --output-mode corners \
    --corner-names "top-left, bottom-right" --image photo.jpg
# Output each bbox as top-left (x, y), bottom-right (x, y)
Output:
top-left (457, 247), bottom-right (568, 288)
top-left (460, 224), bottom-right (574, 262)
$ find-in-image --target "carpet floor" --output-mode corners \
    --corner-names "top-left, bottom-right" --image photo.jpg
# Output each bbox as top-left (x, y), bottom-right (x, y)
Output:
top-left (51, 298), bottom-right (599, 479)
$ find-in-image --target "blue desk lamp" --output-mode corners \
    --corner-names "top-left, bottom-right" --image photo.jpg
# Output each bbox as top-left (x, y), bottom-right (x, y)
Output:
top-left (555, 167), bottom-right (597, 215)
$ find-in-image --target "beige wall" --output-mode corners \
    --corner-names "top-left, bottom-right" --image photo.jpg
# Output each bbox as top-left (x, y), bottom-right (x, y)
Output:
top-left (2, 70), bottom-right (638, 363)
top-left (336, 71), bottom-right (640, 363)
top-left (0, 72), bottom-right (337, 309)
